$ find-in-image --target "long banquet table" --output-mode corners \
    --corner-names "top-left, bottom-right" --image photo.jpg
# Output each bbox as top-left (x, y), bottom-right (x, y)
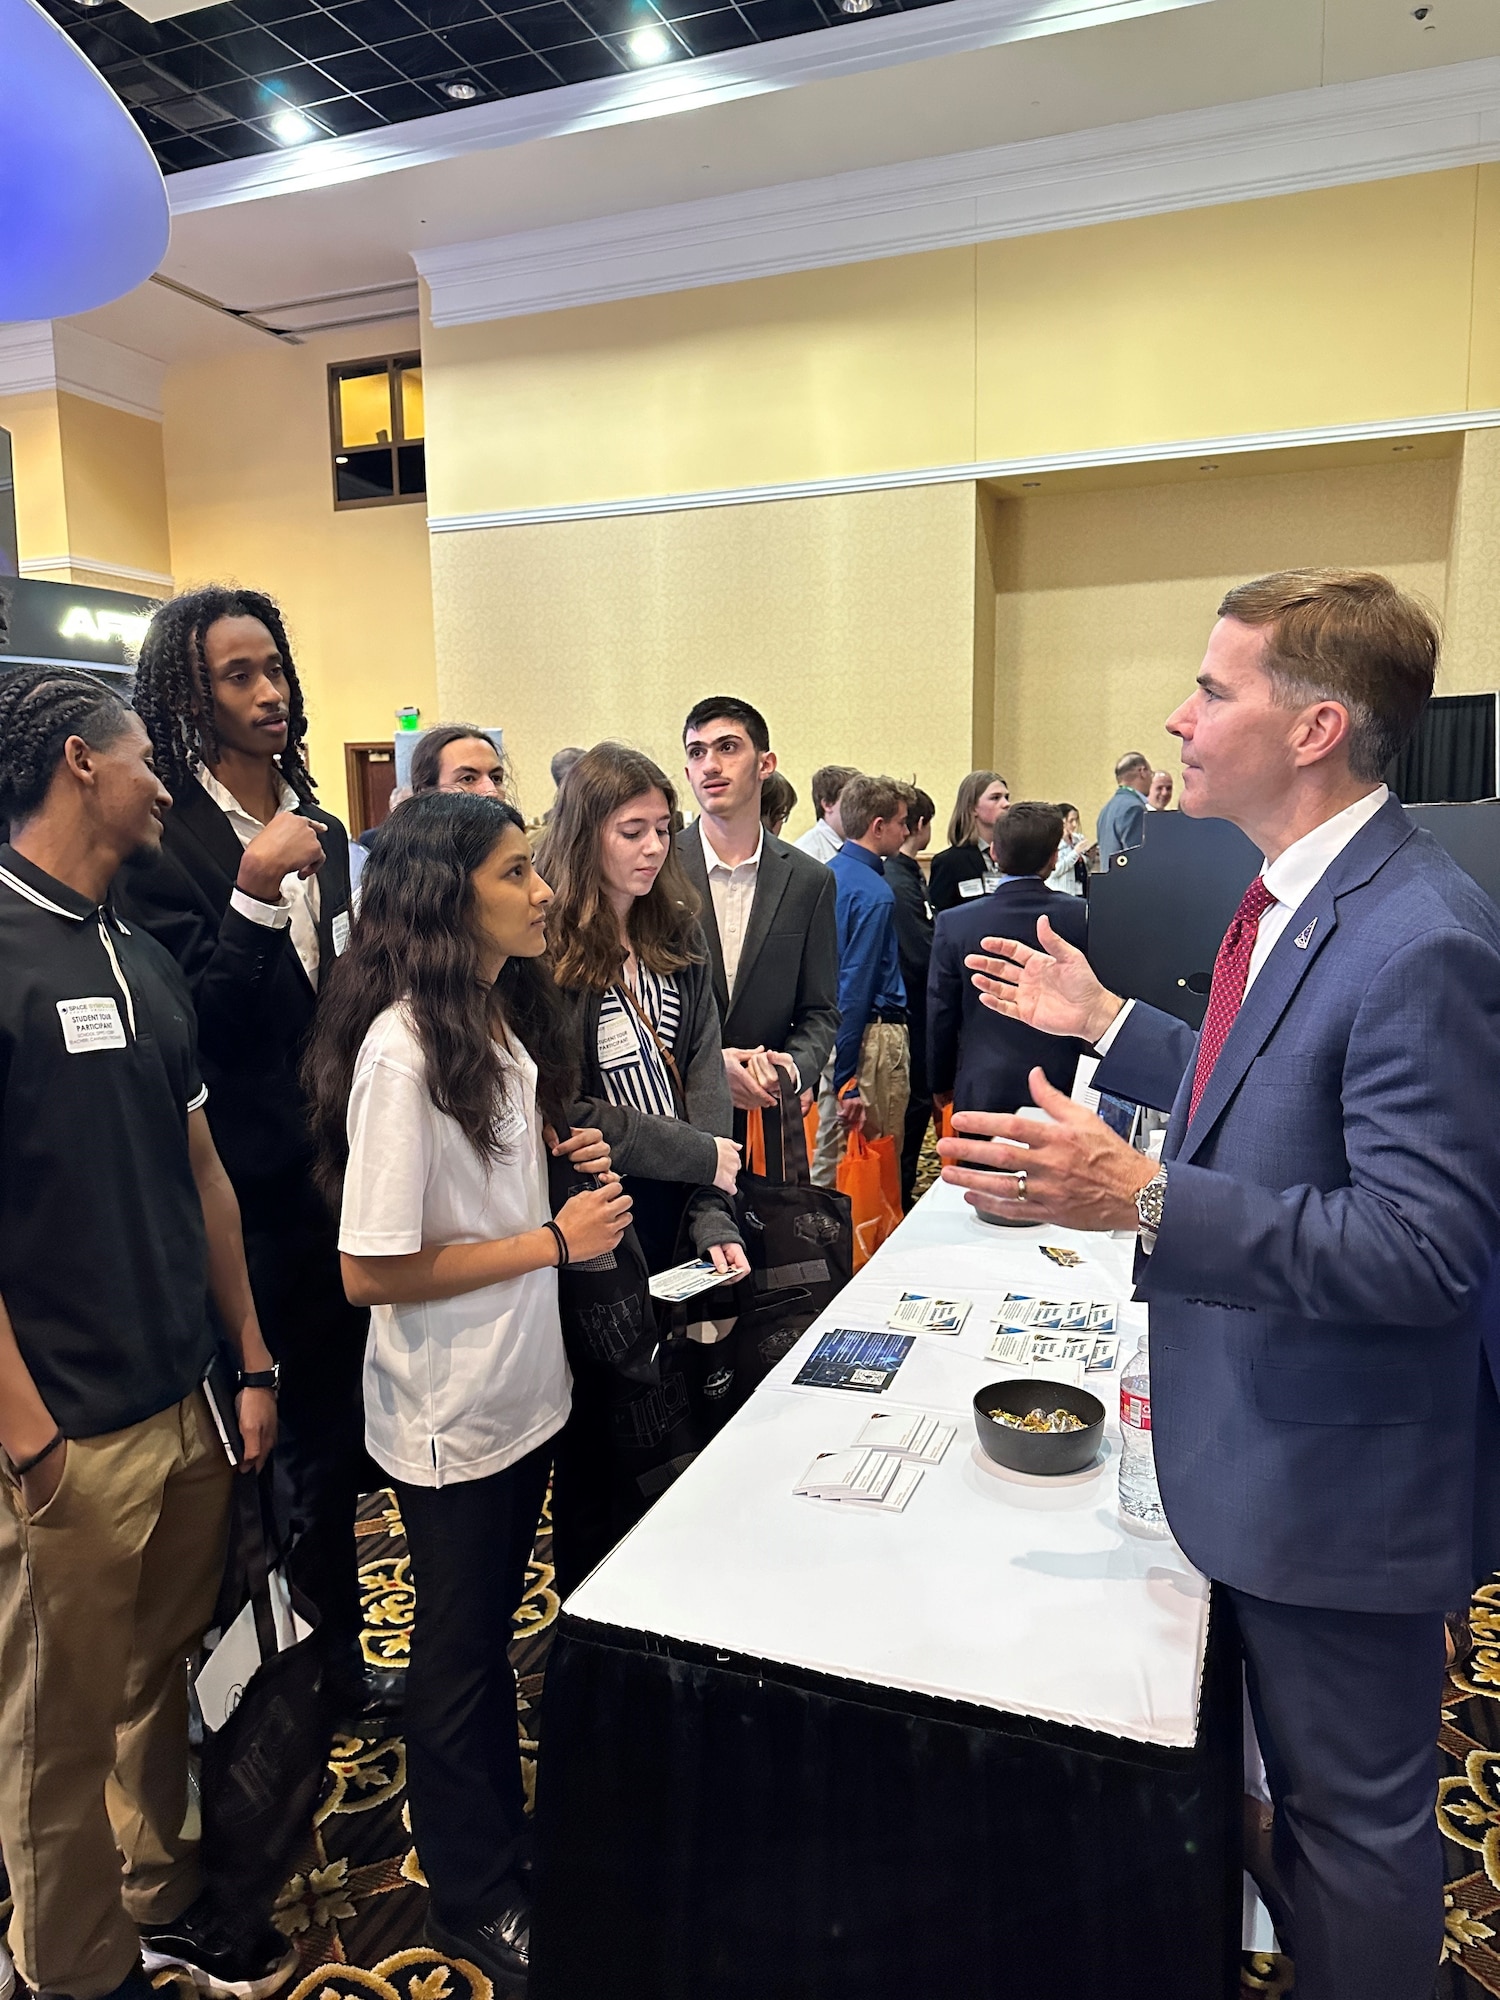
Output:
top-left (532, 1177), bottom-right (1241, 2000)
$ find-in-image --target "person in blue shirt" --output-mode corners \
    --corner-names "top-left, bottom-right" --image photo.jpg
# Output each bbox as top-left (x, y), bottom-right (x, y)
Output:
top-left (811, 775), bottom-right (914, 1188)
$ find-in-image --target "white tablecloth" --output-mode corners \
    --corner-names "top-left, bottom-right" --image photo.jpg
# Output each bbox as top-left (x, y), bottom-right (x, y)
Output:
top-left (566, 1177), bottom-right (1211, 1750)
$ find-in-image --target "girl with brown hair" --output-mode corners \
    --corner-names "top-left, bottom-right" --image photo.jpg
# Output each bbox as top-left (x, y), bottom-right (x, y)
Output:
top-left (927, 768), bottom-right (1011, 915)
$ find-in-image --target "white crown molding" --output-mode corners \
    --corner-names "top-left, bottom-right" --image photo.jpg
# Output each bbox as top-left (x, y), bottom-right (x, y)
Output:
top-left (163, 0), bottom-right (1214, 216)
top-left (418, 54), bottom-right (1500, 326)
top-left (19, 554), bottom-right (175, 587)
top-left (427, 406), bottom-right (1498, 532)
top-left (0, 323), bottom-right (165, 421)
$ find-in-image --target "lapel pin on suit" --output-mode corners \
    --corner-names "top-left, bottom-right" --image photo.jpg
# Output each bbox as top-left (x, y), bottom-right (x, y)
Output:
top-left (1294, 919), bottom-right (1317, 950)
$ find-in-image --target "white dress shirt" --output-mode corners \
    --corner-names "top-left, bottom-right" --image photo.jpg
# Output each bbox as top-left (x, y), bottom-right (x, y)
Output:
top-left (1094, 785), bottom-right (1390, 1057)
top-left (196, 763), bottom-right (322, 989)
top-left (699, 817), bottom-right (762, 996)
top-left (794, 819), bottom-right (843, 865)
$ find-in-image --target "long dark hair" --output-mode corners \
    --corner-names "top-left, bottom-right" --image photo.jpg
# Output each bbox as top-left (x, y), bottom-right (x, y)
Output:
top-left (133, 584), bottom-right (316, 802)
top-left (304, 793), bottom-right (574, 1201)
top-left (533, 742), bottom-right (702, 993)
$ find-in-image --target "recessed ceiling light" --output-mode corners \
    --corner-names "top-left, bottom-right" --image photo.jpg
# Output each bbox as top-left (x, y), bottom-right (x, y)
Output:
top-left (440, 78), bottom-right (481, 100)
top-left (269, 107), bottom-right (317, 144)
top-left (627, 25), bottom-right (671, 62)
top-left (71, 0), bottom-right (111, 10)
top-left (838, 0), bottom-right (877, 14)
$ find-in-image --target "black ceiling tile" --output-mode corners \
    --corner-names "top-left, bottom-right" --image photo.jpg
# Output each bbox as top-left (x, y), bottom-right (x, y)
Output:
top-left (266, 8), bottom-right (361, 55)
top-left (69, 23), bottom-right (133, 66)
top-left (33, 0), bottom-right (76, 25)
top-left (170, 1), bottom-right (252, 34)
top-left (327, 0), bottom-right (425, 43)
top-left (502, 0), bottom-right (593, 47)
top-left (309, 90), bottom-right (388, 131)
top-left (203, 23), bottom-right (302, 68)
top-left (399, 0), bottom-right (489, 28)
top-left (154, 131), bottom-right (229, 171)
top-left (97, 9), bottom-right (194, 55)
top-left (144, 41), bottom-right (243, 91)
top-left (315, 44), bottom-right (404, 87)
top-left (739, 0), bottom-right (826, 35)
top-left (476, 48), bottom-right (554, 89)
top-left (261, 60), bottom-right (346, 100)
top-left (357, 77), bottom-right (446, 118)
top-left (542, 32), bottom-right (625, 77)
top-left (108, 59), bottom-right (179, 105)
top-left (229, 0), bottom-right (320, 21)
top-left (563, 0), bottom-right (648, 30)
top-left (207, 117), bottom-right (284, 155)
top-left (203, 73), bottom-right (278, 115)
top-left (129, 104), bottom-right (180, 139)
top-left (439, 14), bottom-right (528, 59)
top-left (158, 93), bottom-right (236, 130)
top-left (603, 20), bottom-right (684, 58)
top-left (378, 30), bottom-right (467, 75)
top-left (667, 8), bottom-right (748, 53)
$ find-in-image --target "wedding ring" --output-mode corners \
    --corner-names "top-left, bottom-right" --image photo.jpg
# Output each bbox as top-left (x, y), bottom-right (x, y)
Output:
top-left (1012, 1169), bottom-right (1028, 1201)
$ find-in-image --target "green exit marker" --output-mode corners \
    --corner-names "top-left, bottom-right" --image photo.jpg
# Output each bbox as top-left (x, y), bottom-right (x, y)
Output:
top-left (396, 706), bottom-right (421, 732)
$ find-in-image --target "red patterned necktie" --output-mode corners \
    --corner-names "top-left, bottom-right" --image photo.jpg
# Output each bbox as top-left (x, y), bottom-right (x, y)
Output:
top-left (1188, 875), bottom-right (1278, 1122)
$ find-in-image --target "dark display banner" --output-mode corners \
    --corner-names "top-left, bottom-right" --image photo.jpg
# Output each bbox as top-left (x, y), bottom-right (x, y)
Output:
top-left (0, 575), bottom-right (158, 680)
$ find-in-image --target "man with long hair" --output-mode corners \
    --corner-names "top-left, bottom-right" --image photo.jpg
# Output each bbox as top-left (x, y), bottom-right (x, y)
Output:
top-left (0, 668), bottom-right (288, 1999)
top-left (119, 586), bottom-right (389, 1722)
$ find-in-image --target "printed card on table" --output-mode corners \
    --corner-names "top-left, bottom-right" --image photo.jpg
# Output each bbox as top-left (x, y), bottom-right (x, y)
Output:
top-left (887, 1291), bottom-right (971, 1335)
top-left (793, 1328), bottom-right (914, 1394)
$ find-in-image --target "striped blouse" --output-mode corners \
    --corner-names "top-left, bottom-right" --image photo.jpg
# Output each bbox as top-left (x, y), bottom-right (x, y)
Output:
top-left (595, 967), bottom-right (682, 1118)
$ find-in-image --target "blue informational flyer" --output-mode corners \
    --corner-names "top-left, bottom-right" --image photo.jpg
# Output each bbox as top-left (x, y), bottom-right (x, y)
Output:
top-left (793, 1327), bottom-right (915, 1394)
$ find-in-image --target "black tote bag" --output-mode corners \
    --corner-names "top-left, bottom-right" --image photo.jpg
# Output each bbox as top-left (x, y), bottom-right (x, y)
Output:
top-left (731, 1068), bottom-right (853, 1401)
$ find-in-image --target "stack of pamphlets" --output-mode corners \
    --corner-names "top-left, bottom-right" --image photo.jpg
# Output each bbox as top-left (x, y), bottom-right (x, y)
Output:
top-left (887, 1291), bottom-right (971, 1334)
top-left (855, 1408), bottom-right (955, 1463)
top-left (794, 1448), bottom-right (924, 1512)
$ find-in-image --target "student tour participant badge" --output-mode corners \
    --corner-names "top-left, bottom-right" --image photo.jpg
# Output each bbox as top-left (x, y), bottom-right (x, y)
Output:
top-left (56, 996), bottom-right (128, 1053)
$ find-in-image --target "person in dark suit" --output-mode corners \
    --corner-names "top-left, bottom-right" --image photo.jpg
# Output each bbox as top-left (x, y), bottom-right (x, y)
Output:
top-left (887, 787), bottom-right (936, 1206)
top-left (940, 569), bottom-right (1500, 2000)
top-left (677, 697), bottom-right (839, 1123)
top-left (928, 801), bottom-right (1088, 1118)
top-left (927, 769), bottom-right (1009, 914)
top-left (1096, 750), bottom-right (1152, 862)
top-left (119, 585), bottom-right (388, 1719)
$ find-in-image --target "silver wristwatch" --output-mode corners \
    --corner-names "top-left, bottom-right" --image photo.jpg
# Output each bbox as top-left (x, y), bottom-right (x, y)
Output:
top-left (1135, 1166), bottom-right (1168, 1244)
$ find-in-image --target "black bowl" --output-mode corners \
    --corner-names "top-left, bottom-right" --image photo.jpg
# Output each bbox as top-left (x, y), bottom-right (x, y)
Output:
top-left (973, 1378), bottom-right (1106, 1476)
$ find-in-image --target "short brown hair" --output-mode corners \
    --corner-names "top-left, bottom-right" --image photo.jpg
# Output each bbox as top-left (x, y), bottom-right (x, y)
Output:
top-left (840, 774), bottom-right (914, 841)
top-left (1217, 569), bottom-right (1438, 781)
top-left (533, 742), bottom-right (703, 992)
top-left (760, 770), bottom-right (797, 831)
top-left (994, 801), bottom-right (1064, 876)
top-left (810, 764), bottom-right (860, 815)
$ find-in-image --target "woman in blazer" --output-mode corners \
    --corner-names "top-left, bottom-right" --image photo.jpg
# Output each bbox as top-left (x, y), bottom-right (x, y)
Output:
top-left (927, 769), bottom-right (1010, 914)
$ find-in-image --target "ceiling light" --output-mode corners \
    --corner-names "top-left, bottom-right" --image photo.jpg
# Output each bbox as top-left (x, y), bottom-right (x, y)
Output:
top-left (440, 78), bottom-right (481, 100)
top-left (838, 0), bottom-right (877, 14)
top-left (627, 25), bottom-right (671, 62)
top-left (71, 0), bottom-right (112, 10)
top-left (269, 107), bottom-right (317, 145)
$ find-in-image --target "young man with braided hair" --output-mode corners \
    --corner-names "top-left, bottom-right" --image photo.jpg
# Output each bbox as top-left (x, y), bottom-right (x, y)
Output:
top-left (0, 668), bottom-right (291, 1999)
top-left (118, 587), bottom-right (389, 1721)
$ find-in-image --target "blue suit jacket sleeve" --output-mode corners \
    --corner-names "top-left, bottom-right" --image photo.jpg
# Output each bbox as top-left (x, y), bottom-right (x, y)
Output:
top-left (1144, 926), bottom-right (1500, 1327)
top-left (1092, 1001), bottom-right (1198, 1112)
top-left (834, 894), bottom-right (884, 1091)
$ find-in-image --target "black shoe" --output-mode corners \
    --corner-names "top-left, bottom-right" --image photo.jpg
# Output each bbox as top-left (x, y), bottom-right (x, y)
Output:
top-left (140, 1893), bottom-right (296, 1999)
top-left (425, 1887), bottom-right (531, 1997)
top-left (326, 1660), bottom-right (406, 1725)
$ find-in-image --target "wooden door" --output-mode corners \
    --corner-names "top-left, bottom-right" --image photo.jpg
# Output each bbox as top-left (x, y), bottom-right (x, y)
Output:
top-left (344, 742), bottom-right (397, 838)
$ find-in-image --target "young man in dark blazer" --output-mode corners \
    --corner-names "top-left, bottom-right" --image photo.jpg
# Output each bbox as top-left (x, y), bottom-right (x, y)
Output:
top-left (119, 585), bottom-right (389, 1720)
top-left (942, 570), bottom-right (1500, 2000)
top-left (927, 800), bottom-right (1089, 1117)
top-left (677, 698), bottom-right (838, 1122)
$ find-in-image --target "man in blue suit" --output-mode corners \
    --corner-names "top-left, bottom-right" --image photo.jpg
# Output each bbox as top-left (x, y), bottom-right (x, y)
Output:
top-left (927, 801), bottom-right (1089, 1116)
top-left (939, 569), bottom-right (1500, 2000)
top-left (1096, 750), bottom-right (1152, 862)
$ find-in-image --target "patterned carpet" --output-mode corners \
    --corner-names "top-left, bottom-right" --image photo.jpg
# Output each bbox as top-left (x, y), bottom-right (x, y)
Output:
top-left (166, 1487), bottom-right (1496, 2000)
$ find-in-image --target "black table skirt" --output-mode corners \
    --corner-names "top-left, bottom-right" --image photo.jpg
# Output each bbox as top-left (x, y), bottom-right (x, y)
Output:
top-left (532, 1603), bottom-right (1242, 2000)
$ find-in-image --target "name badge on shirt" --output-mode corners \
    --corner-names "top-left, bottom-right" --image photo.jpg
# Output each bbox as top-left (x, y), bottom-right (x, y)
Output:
top-left (959, 878), bottom-right (987, 899)
top-left (57, 996), bottom-right (127, 1053)
top-left (331, 910), bottom-right (351, 957)
top-left (597, 1009), bottom-right (639, 1069)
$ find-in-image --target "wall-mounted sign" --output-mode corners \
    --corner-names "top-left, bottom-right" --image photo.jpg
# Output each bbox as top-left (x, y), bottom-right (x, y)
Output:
top-left (0, 576), bottom-right (158, 679)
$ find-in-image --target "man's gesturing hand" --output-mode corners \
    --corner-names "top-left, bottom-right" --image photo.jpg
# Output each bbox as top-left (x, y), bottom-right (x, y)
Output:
top-left (936, 1070), bottom-right (1157, 1231)
top-left (965, 915), bottom-right (1124, 1045)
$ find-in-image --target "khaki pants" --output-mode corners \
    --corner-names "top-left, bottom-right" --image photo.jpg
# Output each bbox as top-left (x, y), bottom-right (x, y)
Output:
top-left (0, 1391), bottom-right (232, 1998)
top-left (811, 1023), bottom-right (912, 1189)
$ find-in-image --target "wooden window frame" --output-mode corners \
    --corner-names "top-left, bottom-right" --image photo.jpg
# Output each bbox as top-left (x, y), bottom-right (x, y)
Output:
top-left (328, 353), bottom-right (425, 512)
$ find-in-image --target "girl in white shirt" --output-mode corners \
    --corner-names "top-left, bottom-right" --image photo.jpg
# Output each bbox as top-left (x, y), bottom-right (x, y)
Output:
top-left (304, 791), bottom-right (629, 1989)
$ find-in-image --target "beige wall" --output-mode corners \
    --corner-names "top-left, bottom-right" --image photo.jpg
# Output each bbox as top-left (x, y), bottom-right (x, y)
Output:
top-left (162, 322), bottom-right (437, 817)
top-left (0, 387), bottom-right (171, 592)
top-left (987, 453), bottom-right (1459, 828)
top-left (431, 481), bottom-right (981, 830)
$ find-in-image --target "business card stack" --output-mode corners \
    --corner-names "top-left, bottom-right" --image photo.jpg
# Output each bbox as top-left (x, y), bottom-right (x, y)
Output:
top-left (855, 1408), bottom-right (956, 1464)
top-left (794, 1448), bottom-right (925, 1512)
top-left (987, 1293), bottom-right (1120, 1379)
top-left (887, 1291), bottom-right (972, 1335)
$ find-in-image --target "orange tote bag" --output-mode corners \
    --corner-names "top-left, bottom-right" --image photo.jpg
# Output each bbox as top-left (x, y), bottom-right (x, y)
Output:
top-left (837, 1128), bottom-right (902, 1271)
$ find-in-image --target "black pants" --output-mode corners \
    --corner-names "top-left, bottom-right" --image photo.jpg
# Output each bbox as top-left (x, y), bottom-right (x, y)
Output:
top-left (395, 1442), bottom-right (552, 1923)
top-left (900, 1000), bottom-right (932, 1209)
top-left (238, 1169), bottom-right (377, 1668)
top-left (1228, 1586), bottom-right (1447, 2000)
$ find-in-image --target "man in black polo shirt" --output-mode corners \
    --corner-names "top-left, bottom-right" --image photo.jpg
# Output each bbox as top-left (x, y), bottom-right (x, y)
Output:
top-left (0, 669), bottom-right (290, 2000)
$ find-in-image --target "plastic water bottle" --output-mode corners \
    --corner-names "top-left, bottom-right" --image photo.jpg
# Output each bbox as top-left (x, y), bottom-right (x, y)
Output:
top-left (1118, 1334), bottom-right (1168, 1534)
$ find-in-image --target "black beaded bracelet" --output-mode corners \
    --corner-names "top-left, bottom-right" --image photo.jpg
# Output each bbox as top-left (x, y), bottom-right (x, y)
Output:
top-left (13, 1430), bottom-right (63, 1477)
top-left (545, 1219), bottom-right (570, 1269)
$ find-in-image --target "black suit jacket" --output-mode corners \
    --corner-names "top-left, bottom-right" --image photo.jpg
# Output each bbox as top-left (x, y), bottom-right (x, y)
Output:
top-left (885, 851), bottom-right (933, 1096)
top-left (675, 825), bottom-right (839, 1092)
top-left (927, 876), bottom-right (1089, 1114)
top-left (116, 775), bottom-right (351, 1187)
top-left (927, 841), bottom-right (993, 916)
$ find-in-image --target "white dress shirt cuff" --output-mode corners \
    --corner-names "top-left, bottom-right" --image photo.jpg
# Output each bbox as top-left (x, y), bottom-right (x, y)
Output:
top-left (1090, 996), bottom-right (1135, 1057)
top-left (230, 887), bottom-right (292, 929)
